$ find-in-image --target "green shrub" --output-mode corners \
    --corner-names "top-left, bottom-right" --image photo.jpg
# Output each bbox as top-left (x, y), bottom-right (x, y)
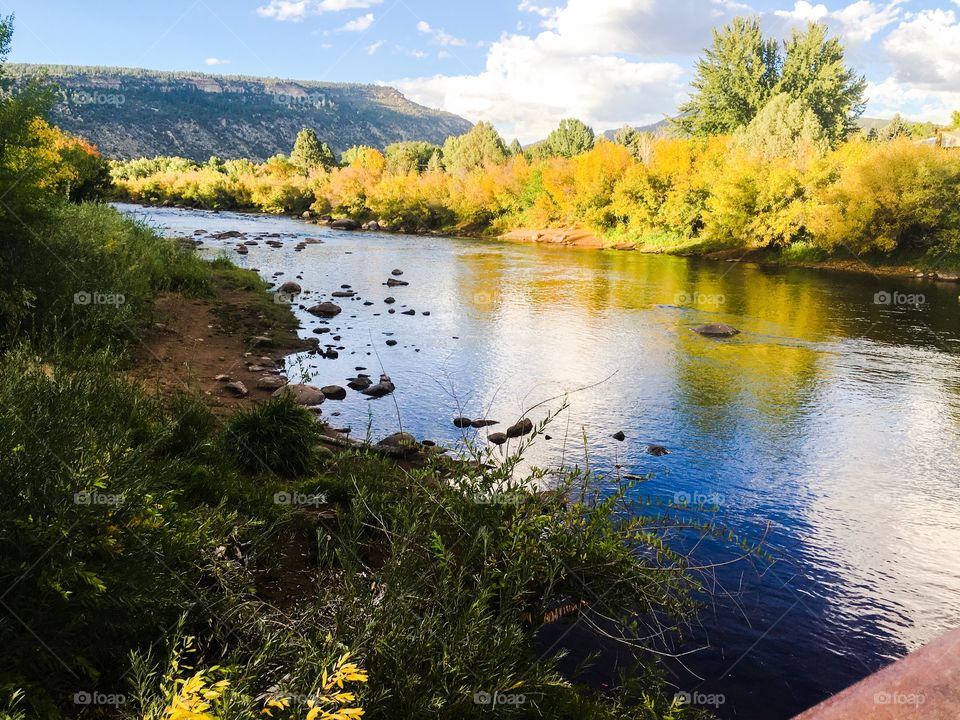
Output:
top-left (221, 393), bottom-right (322, 478)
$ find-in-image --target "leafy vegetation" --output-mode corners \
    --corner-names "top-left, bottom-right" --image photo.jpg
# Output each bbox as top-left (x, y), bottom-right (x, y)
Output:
top-left (1, 17), bottom-right (714, 720)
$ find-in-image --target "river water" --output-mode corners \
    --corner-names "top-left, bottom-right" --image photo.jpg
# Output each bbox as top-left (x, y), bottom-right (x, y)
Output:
top-left (120, 204), bottom-right (960, 719)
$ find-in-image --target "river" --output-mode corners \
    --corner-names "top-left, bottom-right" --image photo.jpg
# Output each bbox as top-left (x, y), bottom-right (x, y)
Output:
top-left (119, 203), bottom-right (960, 719)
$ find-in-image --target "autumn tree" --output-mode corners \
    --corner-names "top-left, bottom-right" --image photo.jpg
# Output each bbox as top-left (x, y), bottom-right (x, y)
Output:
top-left (508, 138), bottom-right (523, 156)
top-left (384, 141), bottom-right (440, 175)
top-left (879, 114), bottom-right (910, 141)
top-left (545, 118), bottom-right (595, 158)
top-left (733, 93), bottom-right (829, 160)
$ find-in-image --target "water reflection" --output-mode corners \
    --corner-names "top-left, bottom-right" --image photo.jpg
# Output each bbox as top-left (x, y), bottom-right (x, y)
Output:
top-left (120, 204), bottom-right (960, 720)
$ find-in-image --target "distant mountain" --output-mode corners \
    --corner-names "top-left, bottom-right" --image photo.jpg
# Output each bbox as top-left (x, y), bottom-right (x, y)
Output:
top-left (600, 118), bottom-right (673, 140)
top-left (7, 64), bottom-right (473, 161)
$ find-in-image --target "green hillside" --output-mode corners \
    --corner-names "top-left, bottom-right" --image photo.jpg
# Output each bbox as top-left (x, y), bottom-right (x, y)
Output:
top-left (7, 64), bottom-right (473, 160)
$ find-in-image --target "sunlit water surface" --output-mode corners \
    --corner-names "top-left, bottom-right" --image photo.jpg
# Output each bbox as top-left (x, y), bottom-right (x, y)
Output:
top-left (121, 204), bottom-right (960, 719)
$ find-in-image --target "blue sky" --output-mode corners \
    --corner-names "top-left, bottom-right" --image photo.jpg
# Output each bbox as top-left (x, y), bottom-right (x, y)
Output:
top-left (4, 0), bottom-right (960, 142)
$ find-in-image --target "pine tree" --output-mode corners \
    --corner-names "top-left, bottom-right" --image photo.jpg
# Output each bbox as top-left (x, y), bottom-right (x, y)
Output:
top-left (290, 128), bottom-right (335, 171)
top-left (508, 138), bottom-right (523, 156)
top-left (545, 118), bottom-right (595, 158)
top-left (441, 122), bottom-right (508, 173)
top-left (880, 114), bottom-right (910, 141)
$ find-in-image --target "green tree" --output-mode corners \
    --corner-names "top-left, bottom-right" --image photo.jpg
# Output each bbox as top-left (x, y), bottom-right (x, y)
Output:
top-left (545, 118), bottom-right (595, 158)
top-left (384, 141), bottom-right (440, 174)
top-left (777, 22), bottom-right (866, 144)
top-left (733, 93), bottom-right (829, 159)
top-left (614, 125), bottom-right (639, 149)
top-left (950, 110), bottom-right (960, 129)
top-left (290, 127), bottom-right (335, 171)
top-left (508, 138), bottom-right (523, 156)
top-left (678, 17), bottom-right (864, 146)
top-left (677, 17), bottom-right (780, 137)
top-left (880, 114), bottom-right (910, 141)
top-left (441, 122), bottom-right (507, 173)
top-left (426, 149), bottom-right (443, 173)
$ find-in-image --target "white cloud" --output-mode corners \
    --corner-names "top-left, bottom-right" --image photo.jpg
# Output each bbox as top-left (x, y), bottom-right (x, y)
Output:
top-left (415, 20), bottom-right (467, 47)
top-left (391, 0), bottom-right (751, 142)
top-left (367, 40), bottom-right (384, 55)
top-left (773, 1), bottom-right (904, 43)
top-left (341, 12), bottom-right (375, 31)
top-left (866, 76), bottom-right (960, 123)
top-left (884, 7), bottom-right (960, 88)
top-left (205, 57), bottom-right (232, 66)
top-left (256, 0), bottom-right (381, 22)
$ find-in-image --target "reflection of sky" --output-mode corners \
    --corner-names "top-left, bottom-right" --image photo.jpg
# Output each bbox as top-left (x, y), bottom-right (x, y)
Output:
top-left (123, 204), bottom-right (960, 720)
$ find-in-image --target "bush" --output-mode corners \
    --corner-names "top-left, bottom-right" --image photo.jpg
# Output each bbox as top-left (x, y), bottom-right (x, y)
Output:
top-left (221, 393), bottom-right (322, 477)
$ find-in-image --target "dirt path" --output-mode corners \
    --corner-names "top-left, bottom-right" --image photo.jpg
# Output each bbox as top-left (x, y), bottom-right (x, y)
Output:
top-left (132, 267), bottom-right (313, 416)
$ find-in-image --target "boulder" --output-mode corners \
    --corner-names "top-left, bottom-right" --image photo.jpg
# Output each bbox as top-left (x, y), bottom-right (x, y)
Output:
top-left (279, 281), bottom-right (302, 294)
top-left (391, 269), bottom-right (404, 276)
top-left (385, 339), bottom-right (398, 347)
top-left (386, 278), bottom-right (409, 287)
top-left (348, 376), bottom-right (373, 391)
top-left (224, 381), bottom-right (248, 397)
top-left (488, 432), bottom-right (508, 446)
top-left (364, 221), bottom-right (380, 231)
top-left (307, 303), bottom-right (342, 317)
top-left (362, 375), bottom-right (396, 398)
top-left (471, 419), bottom-right (498, 428)
top-left (453, 417), bottom-right (473, 428)
top-left (273, 384), bottom-right (325, 406)
top-left (257, 375), bottom-right (287, 390)
top-left (647, 445), bottom-right (670, 457)
top-left (506, 418), bottom-right (534, 438)
top-left (332, 290), bottom-right (356, 298)
top-left (378, 432), bottom-right (419, 454)
top-left (612, 431), bottom-right (626, 442)
top-left (384, 297), bottom-right (396, 304)
top-left (321, 385), bottom-right (347, 400)
top-left (330, 218), bottom-right (360, 230)
top-left (401, 309), bottom-right (416, 316)
top-left (692, 323), bottom-right (740, 338)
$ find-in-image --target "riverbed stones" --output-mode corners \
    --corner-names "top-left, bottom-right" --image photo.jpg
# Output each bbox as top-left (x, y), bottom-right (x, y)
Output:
top-left (506, 418), bottom-right (534, 438)
top-left (401, 309), bottom-right (415, 316)
top-left (321, 385), bottom-right (347, 400)
top-left (386, 278), bottom-right (409, 287)
top-left (471, 419), bottom-right (498, 428)
top-left (307, 303), bottom-right (342, 317)
top-left (361, 375), bottom-right (395, 398)
top-left (488, 432), bottom-right (508, 445)
top-left (391, 269), bottom-right (404, 276)
top-left (647, 445), bottom-right (670, 456)
top-left (453, 417), bottom-right (472, 428)
top-left (385, 339), bottom-right (397, 347)
top-left (273, 384), bottom-right (325, 406)
top-left (692, 323), bottom-right (740, 338)
top-left (613, 431), bottom-right (626, 442)
top-left (384, 297), bottom-right (396, 304)
top-left (348, 376), bottom-right (372, 391)
top-left (279, 281), bottom-right (302, 294)
top-left (332, 290), bottom-right (356, 298)
top-left (378, 432), bottom-right (419, 454)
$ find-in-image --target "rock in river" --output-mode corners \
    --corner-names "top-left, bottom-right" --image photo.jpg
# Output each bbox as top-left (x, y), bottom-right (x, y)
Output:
top-left (692, 323), bottom-right (740, 338)
top-left (273, 384), bottom-right (325, 406)
top-left (647, 445), bottom-right (670, 456)
top-left (362, 375), bottom-right (396, 398)
top-left (307, 302), bottom-right (342, 318)
top-left (612, 431), bottom-right (626, 442)
top-left (257, 375), bottom-right (287, 390)
top-left (279, 281), bottom-right (302, 294)
top-left (391, 269), bottom-right (404, 276)
top-left (386, 278), bottom-right (409, 287)
top-left (453, 417), bottom-right (472, 428)
top-left (321, 385), bottom-right (347, 400)
top-left (378, 432), bottom-right (419, 454)
top-left (330, 218), bottom-right (360, 230)
top-left (471, 419), bottom-right (498, 428)
top-left (506, 418), bottom-right (534, 438)
top-left (488, 432), bottom-right (508, 446)
top-left (348, 376), bottom-right (373, 391)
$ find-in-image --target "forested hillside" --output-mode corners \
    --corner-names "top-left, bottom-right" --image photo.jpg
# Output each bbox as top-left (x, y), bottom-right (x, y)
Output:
top-left (6, 64), bottom-right (473, 160)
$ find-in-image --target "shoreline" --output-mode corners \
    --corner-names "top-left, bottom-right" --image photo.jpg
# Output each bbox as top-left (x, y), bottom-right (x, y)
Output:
top-left (129, 202), bottom-right (960, 283)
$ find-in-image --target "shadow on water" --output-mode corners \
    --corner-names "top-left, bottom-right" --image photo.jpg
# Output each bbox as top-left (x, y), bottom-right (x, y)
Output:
top-left (120, 204), bottom-right (960, 720)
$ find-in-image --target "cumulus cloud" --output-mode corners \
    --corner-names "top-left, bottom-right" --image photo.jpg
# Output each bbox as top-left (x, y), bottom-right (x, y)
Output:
top-left (256, 0), bottom-right (382, 22)
top-left (367, 40), bottom-right (384, 55)
top-left (341, 12), bottom-right (375, 31)
top-left (866, 76), bottom-right (960, 123)
top-left (772, 0), bottom-right (905, 43)
top-left (883, 6), bottom-right (960, 87)
top-left (390, 0), bottom-right (749, 142)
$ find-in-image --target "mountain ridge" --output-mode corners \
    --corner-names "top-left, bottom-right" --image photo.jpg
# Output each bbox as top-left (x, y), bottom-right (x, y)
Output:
top-left (7, 64), bottom-right (473, 161)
